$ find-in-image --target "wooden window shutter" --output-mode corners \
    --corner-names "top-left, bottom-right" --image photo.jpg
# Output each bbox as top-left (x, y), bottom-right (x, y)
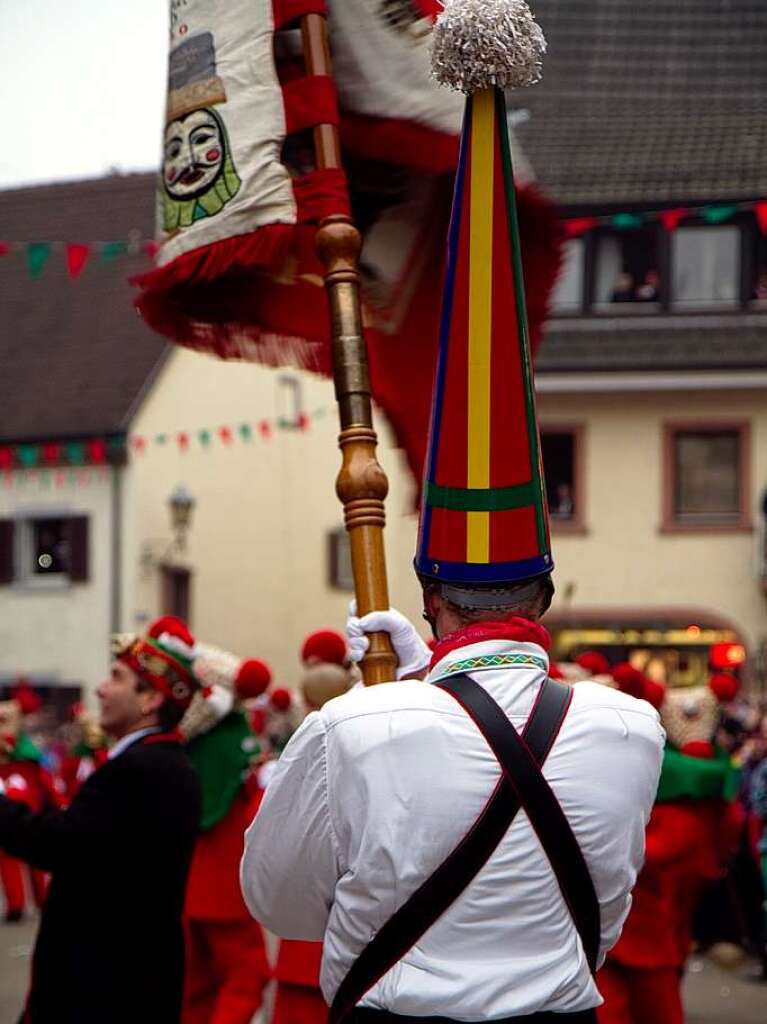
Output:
top-left (0, 520), bottom-right (15, 584)
top-left (67, 516), bottom-right (90, 583)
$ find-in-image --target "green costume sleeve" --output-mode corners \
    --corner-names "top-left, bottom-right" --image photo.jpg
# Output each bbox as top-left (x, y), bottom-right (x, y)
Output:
top-left (186, 711), bottom-right (253, 830)
top-left (656, 745), bottom-right (740, 804)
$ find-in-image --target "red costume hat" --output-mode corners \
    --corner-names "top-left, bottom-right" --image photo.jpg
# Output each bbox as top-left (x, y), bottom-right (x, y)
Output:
top-left (10, 679), bottom-right (42, 716)
top-left (575, 651), bottom-right (610, 677)
top-left (301, 630), bottom-right (348, 666)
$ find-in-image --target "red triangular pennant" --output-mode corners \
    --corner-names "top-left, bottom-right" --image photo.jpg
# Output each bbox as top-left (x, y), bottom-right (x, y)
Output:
top-left (563, 217), bottom-right (598, 239)
top-left (755, 201), bottom-right (767, 235)
top-left (66, 243), bottom-right (91, 280)
top-left (87, 438), bottom-right (107, 464)
top-left (660, 208), bottom-right (687, 233)
top-left (42, 442), bottom-right (62, 465)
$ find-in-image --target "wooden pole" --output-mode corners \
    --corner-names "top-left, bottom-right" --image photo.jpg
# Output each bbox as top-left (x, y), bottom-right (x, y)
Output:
top-left (301, 13), bottom-right (397, 685)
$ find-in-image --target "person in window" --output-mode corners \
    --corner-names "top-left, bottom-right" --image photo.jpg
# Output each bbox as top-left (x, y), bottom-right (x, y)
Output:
top-left (635, 270), bottom-right (660, 302)
top-left (752, 271), bottom-right (767, 302)
top-left (610, 272), bottom-right (635, 303)
top-left (552, 481), bottom-right (575, 519)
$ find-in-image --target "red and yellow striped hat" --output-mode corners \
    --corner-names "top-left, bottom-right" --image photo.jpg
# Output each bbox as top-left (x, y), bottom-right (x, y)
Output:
top-left (415, 85), bottom-right (552, 588)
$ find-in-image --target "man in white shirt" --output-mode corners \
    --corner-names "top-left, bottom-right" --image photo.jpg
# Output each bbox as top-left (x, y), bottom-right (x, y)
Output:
top-left (242, 580), bottom-right (664, 1022)
top-left (243, 6), bottom-right (663, 1014)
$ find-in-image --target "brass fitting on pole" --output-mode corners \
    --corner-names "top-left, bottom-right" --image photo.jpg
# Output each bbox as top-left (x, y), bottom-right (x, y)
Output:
top-left (302, 16), bottom-right (397, 685)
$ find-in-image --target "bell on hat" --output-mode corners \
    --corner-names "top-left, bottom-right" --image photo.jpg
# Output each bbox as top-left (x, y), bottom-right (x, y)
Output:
top-left (414, 0), bottom-right (551, 589)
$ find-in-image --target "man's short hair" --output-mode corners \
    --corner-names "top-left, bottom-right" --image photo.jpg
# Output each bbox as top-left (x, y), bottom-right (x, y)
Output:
top-left (135, 679), bottom-right (186, 732)
top-left (430, 574), bottom-right (554, 623)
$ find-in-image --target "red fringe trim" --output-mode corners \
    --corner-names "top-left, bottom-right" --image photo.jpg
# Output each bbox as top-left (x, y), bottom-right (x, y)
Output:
top-left (132, 224), bottom-right (294, 293)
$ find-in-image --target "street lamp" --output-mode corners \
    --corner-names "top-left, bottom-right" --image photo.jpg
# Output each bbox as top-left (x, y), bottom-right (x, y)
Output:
top-left (168, 485), bottom-right (195, 552)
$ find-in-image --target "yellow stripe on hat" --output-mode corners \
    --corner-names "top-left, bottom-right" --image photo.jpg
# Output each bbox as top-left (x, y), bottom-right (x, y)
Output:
top-left (466, 89), bottom-right (495, 563)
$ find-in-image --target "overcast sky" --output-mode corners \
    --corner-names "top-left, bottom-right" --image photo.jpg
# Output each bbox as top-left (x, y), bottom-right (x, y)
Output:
top-left (0, 0), bottom-right (168, 188)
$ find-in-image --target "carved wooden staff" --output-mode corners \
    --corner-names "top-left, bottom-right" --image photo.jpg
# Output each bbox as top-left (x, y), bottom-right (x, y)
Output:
top-left (300, 13), bottom-right (397, 685)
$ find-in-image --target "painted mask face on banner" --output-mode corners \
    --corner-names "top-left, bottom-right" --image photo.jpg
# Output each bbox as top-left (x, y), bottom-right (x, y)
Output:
top-left (164, 109), bottom-right (225, 201)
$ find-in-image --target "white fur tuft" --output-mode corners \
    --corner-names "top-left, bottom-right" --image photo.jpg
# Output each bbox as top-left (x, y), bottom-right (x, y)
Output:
top-left (431, 0), bottom-right (546, 94)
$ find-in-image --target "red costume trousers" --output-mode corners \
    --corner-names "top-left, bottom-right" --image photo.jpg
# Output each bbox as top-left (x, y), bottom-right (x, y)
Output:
top-left (597, 962), bottom-right (683, 1024)
top-left (183, 918), bottom-right (270, 1024)
top-left (0, 852), bottom-right (46, 915)
top-left (272, 981), bottom-right (328, 1024)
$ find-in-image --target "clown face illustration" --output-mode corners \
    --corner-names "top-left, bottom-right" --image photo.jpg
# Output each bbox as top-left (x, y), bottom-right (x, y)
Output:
top-left (164, 108), bottom-right (226, 201)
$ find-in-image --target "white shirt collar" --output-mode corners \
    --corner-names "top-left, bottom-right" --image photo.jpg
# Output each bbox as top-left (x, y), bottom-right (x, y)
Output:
top-left (107, 726), bottom-right (161, 761)
top-left (427, 638), bottom-right (549, 684)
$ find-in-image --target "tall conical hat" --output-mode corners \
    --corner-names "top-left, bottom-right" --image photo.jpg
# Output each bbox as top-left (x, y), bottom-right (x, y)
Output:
top-left (415, 0), bottom-right (551, 590)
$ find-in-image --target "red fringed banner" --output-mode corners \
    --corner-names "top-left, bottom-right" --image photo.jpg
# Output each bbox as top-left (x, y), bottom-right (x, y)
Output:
top-left (135, 0), bottom-right (563, 484)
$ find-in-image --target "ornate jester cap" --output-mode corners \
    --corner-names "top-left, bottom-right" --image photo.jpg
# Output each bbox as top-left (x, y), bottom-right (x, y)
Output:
top-left (114, 616), bottom-right (200, 709)
top-left (414, 0), bottom-right (552, 590)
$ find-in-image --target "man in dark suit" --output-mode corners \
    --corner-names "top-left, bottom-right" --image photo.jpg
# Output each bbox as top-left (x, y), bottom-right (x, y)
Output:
top-left (0, 617), bottom-right (202, 1024)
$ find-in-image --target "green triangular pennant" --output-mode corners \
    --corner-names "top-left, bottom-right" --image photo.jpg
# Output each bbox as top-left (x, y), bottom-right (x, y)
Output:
top-left (17, 444), bottom-right (39, 468)
top-left (64, 441), bottom-right (85, 465)
top-left (100, 241), bottom-right (129, 263)
top-left (701, 205), bottom-right (737, 225)
top-left (611, 213), bottom-right (645, 230)
top-left (27, 243), bottom-right (51, 279)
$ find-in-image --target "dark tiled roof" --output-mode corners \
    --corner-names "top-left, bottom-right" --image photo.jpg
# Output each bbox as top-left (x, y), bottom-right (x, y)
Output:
top-left (0, 174), bottom-right (167, 443)
top-left (537, 315), bottom-right (767, 373)
top-left (518, 0), bottom-right (767, 207)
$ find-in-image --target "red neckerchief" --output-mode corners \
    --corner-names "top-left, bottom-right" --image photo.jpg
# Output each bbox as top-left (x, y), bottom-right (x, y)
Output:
top-left (430, 617), bottom-right (551, 670)
top-left (143, 729), bottom-right (184, 746)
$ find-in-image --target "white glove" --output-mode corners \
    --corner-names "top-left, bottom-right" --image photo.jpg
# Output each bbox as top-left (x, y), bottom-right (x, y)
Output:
top-left (346, 604), bottom-right (431, 680)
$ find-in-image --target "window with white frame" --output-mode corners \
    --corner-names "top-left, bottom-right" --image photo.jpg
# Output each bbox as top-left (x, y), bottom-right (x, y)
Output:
top-left (672, 226), bottom-right (739, 307)
top-left (594, 226), bottom-right (661, 307)
top-left (277, 375), bottom-right (305, 428)
top-left (0, 515), bottom-right (89, 585)
top-left (327, 526), bottom-right (354, 591)
top-left (550, 239), bottom-right (584, 313)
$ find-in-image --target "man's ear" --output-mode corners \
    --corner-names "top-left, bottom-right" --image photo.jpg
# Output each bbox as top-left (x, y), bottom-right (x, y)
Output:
top-left (138, 687), bottom-right (164, 717)
top-left (425, 589), bottom-right (442, 622)
top-left (422, 587), bottom-right (443, 635)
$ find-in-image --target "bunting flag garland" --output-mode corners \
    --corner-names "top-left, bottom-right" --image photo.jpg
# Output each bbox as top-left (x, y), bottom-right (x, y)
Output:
top-left (0, 436), bottom-right (125, 473)
top-left (0, 407), bottom-right (332, 487)
top-left (0, 239), bottom-right (155, 279)
top-left (2, 198), bottom-right (766, 283)
top-left (126, 406), bottom-right (329, 455)
top-left (561, 200), bottom-right (767, 237)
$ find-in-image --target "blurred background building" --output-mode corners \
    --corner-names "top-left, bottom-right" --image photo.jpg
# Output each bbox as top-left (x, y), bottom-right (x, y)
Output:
top-left (1, 0), bottom-right (766, 704)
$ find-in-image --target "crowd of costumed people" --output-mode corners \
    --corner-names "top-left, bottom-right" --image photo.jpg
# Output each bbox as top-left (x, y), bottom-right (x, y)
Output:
top-left (2, 621), bottom-right (766, 1024)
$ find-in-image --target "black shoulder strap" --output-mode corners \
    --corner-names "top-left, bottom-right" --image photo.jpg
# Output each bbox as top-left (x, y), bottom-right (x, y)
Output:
top-left (440, 674), bottom-right (601, 976)
top-left (329, 676), bottom-right (573, 1024)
